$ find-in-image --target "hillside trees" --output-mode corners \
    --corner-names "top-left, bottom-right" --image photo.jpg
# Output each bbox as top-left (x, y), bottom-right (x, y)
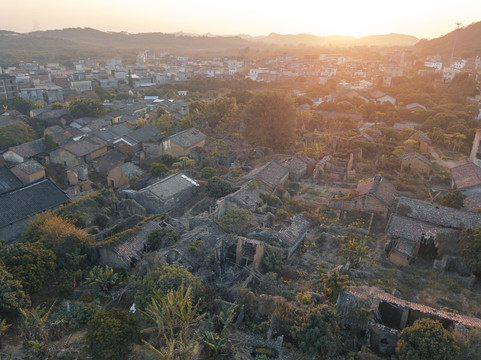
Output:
top-left (243, 91), bottom-right (296, 151)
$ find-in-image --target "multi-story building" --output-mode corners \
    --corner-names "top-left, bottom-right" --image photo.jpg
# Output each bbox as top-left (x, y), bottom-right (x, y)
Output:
top-left (0, 74), bottom-right (19, 99)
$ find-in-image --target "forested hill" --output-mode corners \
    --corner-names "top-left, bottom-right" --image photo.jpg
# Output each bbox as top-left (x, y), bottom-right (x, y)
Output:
top-left (413, 21), bottom-right (481, 60)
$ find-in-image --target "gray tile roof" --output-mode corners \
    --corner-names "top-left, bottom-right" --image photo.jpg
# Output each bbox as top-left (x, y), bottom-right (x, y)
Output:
top-left (117, 162), bottom-right (145, 177)
top-left (139, 172), bottom-right (198, 201)
top-left (13, 159), bottom-right (45, 175)
top-left (125, 125), bottom-right (161, 144)
top-left (9, 139), bottom-right (46, 158)
top-left (0, 167), bottom-right (23, 194)
top-left (396, 196), bottom-right (481, 229)
top-left (168, 128), bottom-right (206, 148)
top-left (399, 152), bottom-right (432, 166)
top-left (93, 124), bottom-right (131, 142)
top-left (62, 136), bottom-right (107, 157)
top-left (385, 213), bottom-right (458, 242)
top-left (0, 111), bottom-right (28, 127)
top-left (243, 161), bottom-right (289, 189)
top-left (0, 178), bottom-right (69, 228)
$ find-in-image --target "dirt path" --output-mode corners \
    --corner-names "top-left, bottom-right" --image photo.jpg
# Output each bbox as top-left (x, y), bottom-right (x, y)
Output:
top-left (428, 146), bottom-right (467, 169)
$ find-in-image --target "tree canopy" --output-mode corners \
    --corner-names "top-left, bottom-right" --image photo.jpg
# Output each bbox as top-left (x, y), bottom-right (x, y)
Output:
top-left (396, 318), bottom-right (458, 360)
top-left (243, 91), bottom-right (296, 151)
top-left (439, 189), bottom-right (466, 209)
top-left (68, 98), bottom-right (104, 119)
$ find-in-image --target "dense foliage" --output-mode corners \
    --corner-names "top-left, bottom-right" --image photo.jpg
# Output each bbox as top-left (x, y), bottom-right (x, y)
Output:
top-left (458, 227), bottom-right (481, 276)
top-left (205, 176), bottom-right (233, 198)
top-left (243, 91), bottom-right (296, 151)
top-left (396, 318), bottom-right (458, 360)
top-left (146, 227), bottom-right (180, 251)
top-left (68, 98), bottom-right (104, 118)
top-left (85, 308), bottom-right (140, 360)
top-left (135, 265), bottom-right (202, 309)
top-left (218, 209), bottom-right (257, 235)
top-left (439, 189), bottom-right (466, 209)
top-left (0, 242), bottom-right (56, 294)
top-left (0, 123), bottom-right (35, 150)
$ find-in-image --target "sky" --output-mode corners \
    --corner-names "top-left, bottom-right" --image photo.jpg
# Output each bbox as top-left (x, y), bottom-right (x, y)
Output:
top-left (2, 0), bottom-right (481, 39)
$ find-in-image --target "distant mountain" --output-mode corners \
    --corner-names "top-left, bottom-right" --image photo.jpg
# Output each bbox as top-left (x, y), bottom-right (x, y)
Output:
top-left (240, 32), bottom-right (417, 47)
top-left (0, 27), bottom-right (423, 67)
top-left (414, 21), bottom-right (481, 60)
top-left (355, 33), bottom-right (419, 47)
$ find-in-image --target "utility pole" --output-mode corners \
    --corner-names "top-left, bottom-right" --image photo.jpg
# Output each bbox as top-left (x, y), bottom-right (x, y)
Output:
top-left (450, 22), bottom-right (462, 66)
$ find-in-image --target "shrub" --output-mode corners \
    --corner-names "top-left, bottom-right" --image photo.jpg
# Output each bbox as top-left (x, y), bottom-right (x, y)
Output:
top-left (0, 241), bottom-right (56, 294)
top-left (67, 304), bottom-right (98, 330)
top-left (135, 265), bottom-right (202, 309)
top-left (439, 189), bottom-right (466, 209)
top-left (293, 305), bottom-right (340, 357)
top-left (146, 227), bottom-right (179, 251)
top-left (458, 227), bottom-right (481, 276)
top-left (396, 318), bottom-right (459, 360)
top-left (218, 209), bottom-right (257, 235)
top-left (199, 166), bottom-right (217, 179)
top-left (205, 176), bottom-right (233, 198)
top-left (0, 265), bottom-right (30, 313)
top-left (85, 308), bottom-right (140, 360)
top-left (150, 162), bottom-right (169, 177)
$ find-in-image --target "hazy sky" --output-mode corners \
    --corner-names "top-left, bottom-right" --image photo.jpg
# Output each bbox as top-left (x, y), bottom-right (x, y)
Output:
top-left (2, 0), bottom-right (480, 39)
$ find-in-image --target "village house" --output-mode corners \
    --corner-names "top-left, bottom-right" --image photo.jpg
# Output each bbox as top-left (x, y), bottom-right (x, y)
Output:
top-left (0, 166), bottom-right (23, 194)
top-left (277, 214), bottom-right (312, 258)
top-left (337, 285), bottom-right (481, 357)
top-left (450, 162), bottom-right (481, 194)
top-left (107, 162), bottom-right (145, 188)
top-left (330, 175), bottom-right (396, 217)
top-left (215, 180), bottom-right (270, 219)
top-left (92, 150), bottom-right (127, 175)
top-left (161, 128), bottom-right (206, 157)
top-left (10, 159), bottom-right (46, 184)
top-left (113, 125), bottom-right (161, 151)
top-left (120, 172), bottom-right (199, 213)
top-left (99, 219), bottom-right (161, 269)
top-left (49, 136), bottom-right (108, 167)
top-left (0, 110), bottom-right (29, 129)
top-left (405, 102), bottom-right (427, 112)
top-left (370, 90), bottom-right (396, 105)
top-left (399, 152), bottom-right (432, 175)
top-left (408, 130), bottom-right (432, 153)
top-left (0, 178), bottom-right (69, 242)
top-left (385, 196), bottom-right (481, 265)
top-left (281, 157), bottom-right (308, 181)
top-left (3, 138), bottom-right (47, 164)
top-left (242, 161), bottom-right (290, 190)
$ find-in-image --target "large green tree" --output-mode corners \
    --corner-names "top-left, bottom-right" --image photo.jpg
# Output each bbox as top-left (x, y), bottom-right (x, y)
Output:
top-left (85, 308), bottom-right (140, 360)
top-left (68, 98), bottom-right (104, 119)
top-left (0, 242), bottom-right (56, 294)
top-left (0, 265), bottom-right (30, 313)
top-left (396, 318), bottom-right (458, 360)
top-left (243, 91), bottom-right (296, 151)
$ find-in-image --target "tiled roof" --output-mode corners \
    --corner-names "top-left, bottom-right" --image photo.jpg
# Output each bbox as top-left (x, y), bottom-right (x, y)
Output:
top-left (356, 175), bottom-right (396, 208)
top-left (139, 172), bottom-right (198, 201)
top-left (410, 130), bottom-right (432, 144)
top-left (0, 166), bottom-right (23, 194)
top-left (62, 136), bottom-right (107, 157)
top-left (396, 196), bottom-right (481, 229)
top-left (451, 163), bottom-right (481, 190)
top-left (277, 215), bottom-right (311, 246)
top-left (349, 133), bottom-right (374, 142)
top-left (370, 90), bottom-right (387, 99)
top-left (117, 162), bottom-right (145, 177)
top-left (346, 286), bottom-right (481, 329)
top-left (464, 193), bottom-right (481, 212)
top-left (282, 157), bottom-right (308, 172)
top-left (93, 124), bottom-right (131, 142)
top-left (125, 125), bottom-right (160, 144)
top-left (0, 178), bottom-right (69, 228)
top-left (223, 180), bottom-right (269, 210)
top-left (399, 152), bottom-right (432, 166)
top-left (9, 139), bottom-right (46, 158)
top-left (243, 161), bottom-right (289, 189)
top-left (0, 111), bottom-right (28, 127)
top-left (113, 220), bottom-right (159, 262)
top-left (168, 128), bottom-right (206, 148)
top-left (13, 159), bottom-right (45, 175)
top-left (99, 150), bottom-right (126, 165)
top-left (385, 213), bottom-right (458, 242)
